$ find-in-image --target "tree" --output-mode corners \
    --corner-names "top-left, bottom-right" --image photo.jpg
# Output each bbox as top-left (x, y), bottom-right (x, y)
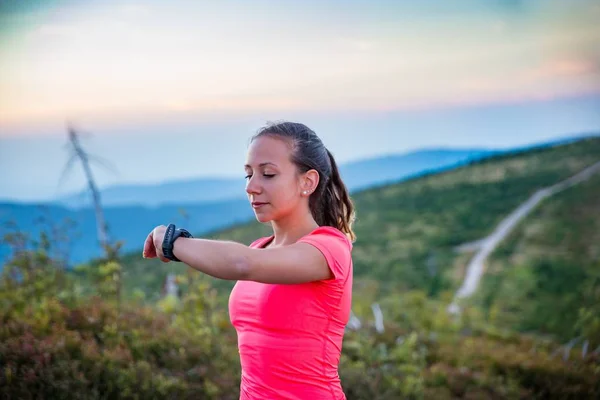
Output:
top-left (59, 123), bottom-right (116, 255)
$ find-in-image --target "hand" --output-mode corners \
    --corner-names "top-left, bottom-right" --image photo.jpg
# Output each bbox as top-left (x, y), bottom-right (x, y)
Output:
top-left (142, 225), bottom-right (170, 262)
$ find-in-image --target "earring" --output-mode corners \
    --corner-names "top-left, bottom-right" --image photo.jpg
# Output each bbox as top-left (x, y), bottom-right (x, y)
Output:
top-left (303, 191), bottom-right (308, 195)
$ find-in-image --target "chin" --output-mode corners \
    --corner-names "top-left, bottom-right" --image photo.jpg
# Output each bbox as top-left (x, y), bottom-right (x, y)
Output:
top-left (253, 212), bottom-right (273, 224)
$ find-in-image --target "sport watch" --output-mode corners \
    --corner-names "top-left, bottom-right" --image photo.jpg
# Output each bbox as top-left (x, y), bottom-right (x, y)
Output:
top-left (162, 223), bottom-right (193, 262)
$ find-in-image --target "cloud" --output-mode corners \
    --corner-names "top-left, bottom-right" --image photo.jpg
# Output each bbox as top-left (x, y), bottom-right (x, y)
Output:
top-left (336, 38), bottom-right (378, 53)
top-left (118, 4), bottom-right (151, 17)
top-left (353, 40), bottom-right (376, 52)
top-left (163, 97), bottom-right (306, 113)
top-left (491, 20), bottom-right (508, 35)
top-left (35, 24), bottom-right (78, 38)
top-left (531, 59), bottom-right (598, 79)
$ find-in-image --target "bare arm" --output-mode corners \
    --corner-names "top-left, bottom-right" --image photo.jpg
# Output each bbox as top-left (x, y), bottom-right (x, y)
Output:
top-left (173, 238), bottom-right (333, 284)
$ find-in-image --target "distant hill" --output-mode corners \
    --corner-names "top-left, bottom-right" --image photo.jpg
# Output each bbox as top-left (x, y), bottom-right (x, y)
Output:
top-left (0, 147), bottom-right (495, 266)
top-left (340, 148), bottom-right (494, 190)
top-left (2, 137), bottom-right (593, 269)
top-left (55, 134), bottom-right (595, 209)
top-left (0, 198), bottom-right (252, 266)
top-left (119, 136), bottom-right (600, 341)
top-left (57, 177), bottom-right (245, 208)
top-left (56, 148), bottom-right (494, 208)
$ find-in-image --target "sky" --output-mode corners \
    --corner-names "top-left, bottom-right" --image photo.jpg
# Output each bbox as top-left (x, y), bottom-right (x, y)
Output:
top-left (0, 0), bottom-right (599, 201)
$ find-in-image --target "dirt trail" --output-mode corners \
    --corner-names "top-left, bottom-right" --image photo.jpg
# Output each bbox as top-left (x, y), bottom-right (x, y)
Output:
top-left (448, 160), bottom-right (600, 314)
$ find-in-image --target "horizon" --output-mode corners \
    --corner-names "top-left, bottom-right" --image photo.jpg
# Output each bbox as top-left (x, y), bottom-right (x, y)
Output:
top-left (1, 94), bottom-right (599, 203)
top-left (1, 127), bottom-right (598, 204)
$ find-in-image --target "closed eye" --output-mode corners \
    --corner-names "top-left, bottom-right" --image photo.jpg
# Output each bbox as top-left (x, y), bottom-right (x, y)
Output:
top-left (245, 173), bottom-right (276, 180)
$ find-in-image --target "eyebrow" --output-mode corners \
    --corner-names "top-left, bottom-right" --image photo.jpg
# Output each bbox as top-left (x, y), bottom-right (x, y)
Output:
top-left (244, 162), bottom-right (278, 169)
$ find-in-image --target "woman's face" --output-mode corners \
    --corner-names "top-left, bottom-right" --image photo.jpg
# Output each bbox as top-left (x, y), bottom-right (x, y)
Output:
top-left (244, 135), bottom-right (307, 223)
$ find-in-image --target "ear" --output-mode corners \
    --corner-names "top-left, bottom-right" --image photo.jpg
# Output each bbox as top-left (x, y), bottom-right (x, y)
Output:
top-left (300, 169), bottom-right (320, 196)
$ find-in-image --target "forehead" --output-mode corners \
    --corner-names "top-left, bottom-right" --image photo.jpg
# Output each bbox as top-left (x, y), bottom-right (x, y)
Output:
top-left (245, 135), bottom-right (293, 166)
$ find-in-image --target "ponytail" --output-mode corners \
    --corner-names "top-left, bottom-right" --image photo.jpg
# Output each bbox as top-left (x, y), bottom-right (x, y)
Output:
top-left (317, 149), bottom-right (356, 242)
top-left (253, 121), bottom-right (356, 241)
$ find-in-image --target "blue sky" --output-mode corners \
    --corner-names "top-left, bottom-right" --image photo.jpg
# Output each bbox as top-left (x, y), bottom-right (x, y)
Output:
top-left (0, 0), bottom-right (599, 201)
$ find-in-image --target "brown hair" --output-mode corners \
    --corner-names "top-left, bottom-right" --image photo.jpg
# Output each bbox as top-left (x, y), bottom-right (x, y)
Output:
top-left (252, 121), bottom-right (356, 241)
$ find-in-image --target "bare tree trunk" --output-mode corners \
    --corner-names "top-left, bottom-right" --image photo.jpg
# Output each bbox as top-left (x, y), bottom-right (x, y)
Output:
top-left (371, 303), bottom-right (385, 333)
top-left (67, 125), bottom-right (109, 251)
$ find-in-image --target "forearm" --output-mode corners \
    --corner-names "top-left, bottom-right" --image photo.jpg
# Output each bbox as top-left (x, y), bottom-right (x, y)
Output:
top-left (172, 238), bottom-right (251, 280)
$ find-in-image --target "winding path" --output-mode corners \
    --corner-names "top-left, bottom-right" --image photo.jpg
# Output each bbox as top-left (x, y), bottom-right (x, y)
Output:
top-left (448, 160), bottom-right (600, 314)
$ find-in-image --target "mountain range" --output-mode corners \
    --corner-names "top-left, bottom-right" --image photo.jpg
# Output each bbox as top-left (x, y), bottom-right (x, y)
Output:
top-left (56, 148), bottom-right (494, 208)
top-left (0, 147), bottom-right (496, 266)
top-left (0, 135), bottom-right (591, 267)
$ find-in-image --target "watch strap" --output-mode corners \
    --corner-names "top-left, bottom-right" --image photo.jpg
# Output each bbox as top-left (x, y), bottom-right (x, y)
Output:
top-left (162, 223), bottom-right (193, 262)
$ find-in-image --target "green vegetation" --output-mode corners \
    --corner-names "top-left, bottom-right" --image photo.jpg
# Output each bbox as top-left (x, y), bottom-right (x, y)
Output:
top-left (2, 137), bottom-right (600, 398)
top-left (477, 171), bottom-right (600, 344)
top-left (2, 242), bottom-right (598, 399)
top-left (121, 138), bottom-right (600, 299)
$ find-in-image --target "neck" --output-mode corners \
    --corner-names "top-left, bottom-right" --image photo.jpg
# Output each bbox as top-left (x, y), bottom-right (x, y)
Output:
top-left (270, 212), bottom-right (319, 247)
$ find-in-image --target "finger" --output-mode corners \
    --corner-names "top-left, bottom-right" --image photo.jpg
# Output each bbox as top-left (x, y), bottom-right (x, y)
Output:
top-left (142, 233), bottom-right (152, 257)
top-left (155, 237), bottom-right (167, 261)
top-left (143, 232), bottom-right (157, 258)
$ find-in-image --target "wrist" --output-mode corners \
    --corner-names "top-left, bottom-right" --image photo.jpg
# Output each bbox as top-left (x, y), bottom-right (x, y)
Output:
top-left (172, 236), bottom-right (190, 261)
top-left (162, 224), bottom-right (193, 262)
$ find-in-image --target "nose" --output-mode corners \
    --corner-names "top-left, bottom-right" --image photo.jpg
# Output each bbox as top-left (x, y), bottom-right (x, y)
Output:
top-left (245, 175), bottom-right (261, 196)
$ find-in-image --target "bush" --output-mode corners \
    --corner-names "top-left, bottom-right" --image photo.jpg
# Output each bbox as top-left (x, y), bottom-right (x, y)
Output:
top-left (1, 230), bottom-right (599, 399)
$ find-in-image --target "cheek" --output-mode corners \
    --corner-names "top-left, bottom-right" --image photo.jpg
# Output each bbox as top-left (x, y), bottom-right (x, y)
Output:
top-left (269, 179), bottom-right (299, 205)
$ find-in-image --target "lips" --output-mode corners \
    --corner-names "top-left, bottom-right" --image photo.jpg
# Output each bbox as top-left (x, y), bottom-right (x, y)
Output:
top-left (251, 202), bottom-right (268, 209)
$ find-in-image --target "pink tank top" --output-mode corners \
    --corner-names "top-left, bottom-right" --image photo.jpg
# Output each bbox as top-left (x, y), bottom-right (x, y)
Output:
top-left (228, 226), bottom-right (353, 399)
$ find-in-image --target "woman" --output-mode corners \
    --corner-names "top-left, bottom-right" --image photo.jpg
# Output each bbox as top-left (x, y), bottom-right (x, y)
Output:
top-left (143, 121), bottom-right (356, 399)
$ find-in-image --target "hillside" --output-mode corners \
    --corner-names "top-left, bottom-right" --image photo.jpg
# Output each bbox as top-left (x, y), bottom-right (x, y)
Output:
top-left (475, 170), bottom-right (600, 340)
top-left (120, 136), bottom-right (600, 338)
